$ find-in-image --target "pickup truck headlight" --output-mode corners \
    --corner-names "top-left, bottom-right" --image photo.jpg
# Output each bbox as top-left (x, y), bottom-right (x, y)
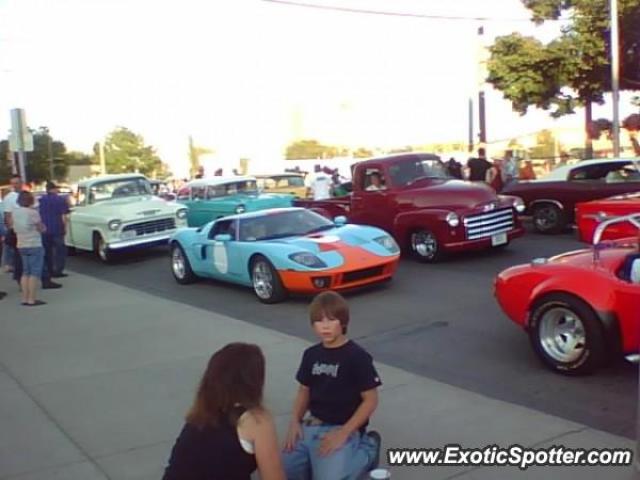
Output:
top-left (513, 197), bottom-right (526, 213)
top-left (235, 204), bottom-right (246, 214)
top-left (289, 252), bottom-right (327, 268)
top-left (446, 212), bottom-right (460, 227)
top-left (108, 220), bottom-right (122, 231)
top-left (176, 208), bottom-right (188, 219)
top-left (374, 235), bottom-right (400, 253)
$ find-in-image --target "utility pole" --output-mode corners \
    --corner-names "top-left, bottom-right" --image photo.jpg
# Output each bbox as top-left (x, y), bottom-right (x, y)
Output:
top-left (610, 0), bottom-right (621, 157)
top-left (477, 25), bottom-right (488, 148)
top-left (99, 141), bottom-right (106, 174)
top-left (468, 98), bottom-right (474, 153)
top-left (41, 126), bottom-right (54, 179)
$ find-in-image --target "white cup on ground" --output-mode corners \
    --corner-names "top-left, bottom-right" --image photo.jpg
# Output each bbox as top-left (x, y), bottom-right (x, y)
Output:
top-left (369, 468), bottom-right (391, 479)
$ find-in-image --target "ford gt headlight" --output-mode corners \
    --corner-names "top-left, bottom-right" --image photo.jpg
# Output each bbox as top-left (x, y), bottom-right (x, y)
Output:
top-left (289, 252), bottom-right (327, 268)
top-left (374, 235), bottom-right (400, 253)
top-left (235, 204), bottom-right (246, 214)
top-left (513, 197), bottom-right (526, 213)
top-left (108, 220), bottom-right (122, 231)
top-left (446, 212), bottom-right (460, 227)
top-left (176, 208), bottom-right (188, 219)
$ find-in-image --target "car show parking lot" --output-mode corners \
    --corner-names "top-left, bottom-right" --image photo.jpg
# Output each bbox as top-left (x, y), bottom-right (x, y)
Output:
top-left (65, 225), bottom-right (638, 440)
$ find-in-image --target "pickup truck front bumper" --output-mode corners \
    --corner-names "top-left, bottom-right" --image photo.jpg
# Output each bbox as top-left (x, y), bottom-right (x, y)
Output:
top-left (441, 226), bottom-right (525, 253)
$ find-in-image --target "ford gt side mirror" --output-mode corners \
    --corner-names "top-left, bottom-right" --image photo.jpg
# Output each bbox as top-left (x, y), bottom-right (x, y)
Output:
top-left (334, 216), bottom-right (347, 226)
top-left (214, 234), bottom-right (232, 242)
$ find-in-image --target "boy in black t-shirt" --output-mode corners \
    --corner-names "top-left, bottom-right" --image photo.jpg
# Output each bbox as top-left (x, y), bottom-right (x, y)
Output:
top-left (282, 291), bottom-right (382, 480)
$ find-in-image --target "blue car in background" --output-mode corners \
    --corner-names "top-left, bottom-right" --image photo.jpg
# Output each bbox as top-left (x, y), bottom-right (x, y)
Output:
top-left (176, 176), bottom-right (294, 227)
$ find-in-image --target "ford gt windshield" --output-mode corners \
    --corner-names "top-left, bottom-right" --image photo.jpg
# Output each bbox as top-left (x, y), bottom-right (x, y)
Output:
top-left (239, 210), bottom-right (334, 241)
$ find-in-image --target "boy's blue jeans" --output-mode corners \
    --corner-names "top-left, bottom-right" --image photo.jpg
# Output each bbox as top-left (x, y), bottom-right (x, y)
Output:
top-left (282, 423), bottom-right (378, 480)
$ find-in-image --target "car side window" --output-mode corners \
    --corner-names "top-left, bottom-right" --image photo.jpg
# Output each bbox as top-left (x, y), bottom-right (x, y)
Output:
top-left (207, 185), bottom-right (225, 199)
top-left (209, 219), bottom-right (237, 239)
top-left (362, 167), bottom-right (387, 191)
top-left (604, 163), bottom-right (640, 183)
top-left (192, 186), bottom-right (206, 200)
top-left (568, 165), bottom-right (605, 181)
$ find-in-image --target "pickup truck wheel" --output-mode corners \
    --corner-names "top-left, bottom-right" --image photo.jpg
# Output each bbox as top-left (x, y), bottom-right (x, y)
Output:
top-left (171, 243), bottom-right (197, 284)
top-left (251, 255), bottom-right (288, 304)
top-left (410, 229), bottom-right (441, 263)
top-left (528, 293), bottom-right (606, 375)
top-left (532, 204), bottom-right (565, 234)
top-left (93, 234), bottom-right (114, 263)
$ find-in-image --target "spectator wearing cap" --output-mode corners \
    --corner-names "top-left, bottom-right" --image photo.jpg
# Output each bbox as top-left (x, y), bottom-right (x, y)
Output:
top-left (39, 181), bottom-right (70, 278)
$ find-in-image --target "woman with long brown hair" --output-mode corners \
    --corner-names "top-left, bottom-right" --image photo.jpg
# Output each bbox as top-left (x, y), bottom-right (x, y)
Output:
top-left (163, 343), bottom-right (285, 480)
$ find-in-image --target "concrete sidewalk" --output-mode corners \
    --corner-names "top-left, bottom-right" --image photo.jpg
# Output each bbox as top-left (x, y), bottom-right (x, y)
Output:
top-left (0, 271), bottom-right (636, 480)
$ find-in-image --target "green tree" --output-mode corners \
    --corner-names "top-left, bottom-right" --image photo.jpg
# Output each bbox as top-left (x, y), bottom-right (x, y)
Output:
top-left (488, 0), bottom-right (640, 157)
top-left (0, 128), bottom-right (70, 184)
top-left (352, 147), bottom-right (374, 158)
top-left (100, 127), bottom-right (170, 178)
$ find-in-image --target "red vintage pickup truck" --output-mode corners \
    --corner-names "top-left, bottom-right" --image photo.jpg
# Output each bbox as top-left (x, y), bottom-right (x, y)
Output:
top-left (295, 153), bottom-right (526, 262)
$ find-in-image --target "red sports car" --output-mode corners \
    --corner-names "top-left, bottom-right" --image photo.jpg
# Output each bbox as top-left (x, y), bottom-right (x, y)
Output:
top-left (494, 214), bottom-right (640, 375)
top-left (576, 192), bottom-right (640, 243)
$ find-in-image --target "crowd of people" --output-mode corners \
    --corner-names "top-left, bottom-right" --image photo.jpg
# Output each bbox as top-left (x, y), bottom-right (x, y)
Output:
top-left (0, 175), bottom-right (70, 305)
top-left (162, 291), bottom-right (384, 480)
top-left (445, 148), bottom-right (538, 193)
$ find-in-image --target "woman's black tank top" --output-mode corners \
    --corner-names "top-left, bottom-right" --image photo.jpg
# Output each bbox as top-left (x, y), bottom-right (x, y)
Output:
top-left (162, 408), bottom-right (257, 480)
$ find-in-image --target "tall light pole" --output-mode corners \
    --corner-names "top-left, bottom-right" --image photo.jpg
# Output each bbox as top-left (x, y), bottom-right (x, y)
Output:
top-left (610, 0), bottom-right (621, 157)
top-left (477, 25), bottom-right (488, 148)
top-left (40, 126), bottom-right (54, 179)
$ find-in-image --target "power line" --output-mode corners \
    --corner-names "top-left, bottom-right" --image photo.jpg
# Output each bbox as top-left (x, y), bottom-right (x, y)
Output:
top-left (261, 0), bottom-right (568, 22)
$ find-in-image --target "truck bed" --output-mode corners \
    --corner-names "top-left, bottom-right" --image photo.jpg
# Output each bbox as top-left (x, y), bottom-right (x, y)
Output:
top-left (293, 196), bottom-right (351, 218)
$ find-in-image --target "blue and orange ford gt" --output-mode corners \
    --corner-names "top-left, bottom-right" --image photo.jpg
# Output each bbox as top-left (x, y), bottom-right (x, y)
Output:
top-left (169, 207), bottom-right (400, 303)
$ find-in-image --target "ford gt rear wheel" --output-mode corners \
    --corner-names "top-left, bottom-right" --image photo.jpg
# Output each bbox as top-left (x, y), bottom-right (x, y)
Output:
top-left (529, 293), bottom-right (606, 375)
top-left (171, 243), bottom-right (196, 284)
top-left (410, 229), bottom-right (442, 263)
top-left (251, 255), bottom-right (287, 304)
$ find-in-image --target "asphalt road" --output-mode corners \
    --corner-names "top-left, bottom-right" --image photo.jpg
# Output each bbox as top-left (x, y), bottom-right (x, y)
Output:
top-left (66, 228), bottom-right (638, 439)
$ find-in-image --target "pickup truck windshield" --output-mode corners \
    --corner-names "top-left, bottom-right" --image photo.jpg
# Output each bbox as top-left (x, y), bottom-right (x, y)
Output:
top-left (239, 210), bottom-right (333, 241)
top-left (387, 158), bottom-right (449, 187)
top-left (89, 178), bottom-right (152, 203)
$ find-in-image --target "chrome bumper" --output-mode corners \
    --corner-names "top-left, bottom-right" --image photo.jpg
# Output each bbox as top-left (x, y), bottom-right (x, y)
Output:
top-left (107, 233), bottom-right (173, 250)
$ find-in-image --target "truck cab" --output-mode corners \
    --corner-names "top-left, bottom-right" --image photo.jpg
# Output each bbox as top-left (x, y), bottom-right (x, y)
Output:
top-left (295, 153), bottom-right (526, 262)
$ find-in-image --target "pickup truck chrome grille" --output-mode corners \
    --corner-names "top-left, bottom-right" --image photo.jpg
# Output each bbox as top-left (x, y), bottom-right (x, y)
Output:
top-left (464, 208), bottom-right (514, 240)
top-left (122, 218), bottom-right (176, 236)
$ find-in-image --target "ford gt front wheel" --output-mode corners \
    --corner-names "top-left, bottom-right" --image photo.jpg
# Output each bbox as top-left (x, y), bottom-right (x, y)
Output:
top-left (171, 243), bottom-right (196, 284)
top-left (528, 293), bottom-right (606, 375)
top-left (250, 255), bottom-right (287, 304)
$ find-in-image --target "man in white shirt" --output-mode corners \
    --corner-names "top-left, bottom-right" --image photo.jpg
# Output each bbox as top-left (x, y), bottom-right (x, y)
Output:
top-left (306, 165), bottom-right (333, 200)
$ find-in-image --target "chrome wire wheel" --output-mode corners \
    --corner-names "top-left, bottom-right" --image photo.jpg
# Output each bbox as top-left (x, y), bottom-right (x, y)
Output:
top-left (252, 261), bottom-right (274, 300)
top-left (172, 246), bottom-right (186, 280)
top-left (538, 307), bottom-right (586, 364)
top-left (411, 230), bottom-right (437, 260)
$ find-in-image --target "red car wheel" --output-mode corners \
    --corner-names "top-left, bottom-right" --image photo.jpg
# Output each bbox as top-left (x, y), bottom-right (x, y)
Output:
top-left (528, 293), bottom-right (606, 375)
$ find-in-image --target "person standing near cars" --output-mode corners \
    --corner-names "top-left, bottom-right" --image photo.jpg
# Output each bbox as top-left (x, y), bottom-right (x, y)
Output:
top-left (306, 165), bottom-right (333, 200)
top-left (2, 175), bottom-right (22, 273)
top-left (12, 191), bottom-right (47, 306)
top-left (466, 148), bottom-right (492, 182)
top-left (39, 181), bottom-right (70, 278)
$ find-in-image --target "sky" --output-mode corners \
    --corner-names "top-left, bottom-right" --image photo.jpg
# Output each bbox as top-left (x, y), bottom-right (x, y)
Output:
top-left (0, 0), bottom-right (636, 177)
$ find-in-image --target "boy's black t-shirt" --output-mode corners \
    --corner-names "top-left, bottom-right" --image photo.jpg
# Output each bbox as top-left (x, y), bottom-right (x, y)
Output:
top-left (296, 340), bottom-right (382, 427)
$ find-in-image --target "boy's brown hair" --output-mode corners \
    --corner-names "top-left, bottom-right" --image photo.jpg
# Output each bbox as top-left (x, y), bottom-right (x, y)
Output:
top-left (309, 291), bottom-right (350, 334)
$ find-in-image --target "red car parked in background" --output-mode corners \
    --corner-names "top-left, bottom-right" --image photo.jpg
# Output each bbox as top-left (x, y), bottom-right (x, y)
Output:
top-left (576, 192), bottom-right (640, 243)
top-left (495, 214), bottom-right (640, 375)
